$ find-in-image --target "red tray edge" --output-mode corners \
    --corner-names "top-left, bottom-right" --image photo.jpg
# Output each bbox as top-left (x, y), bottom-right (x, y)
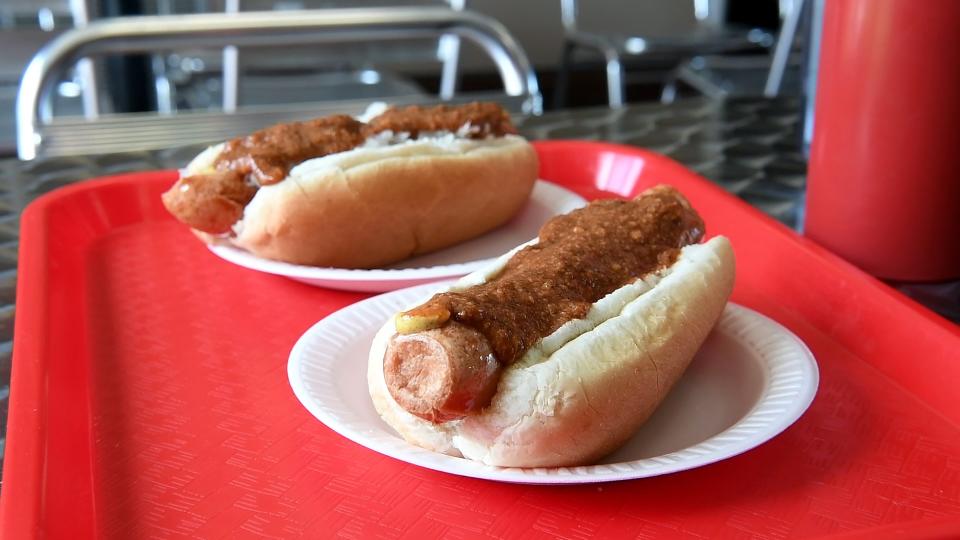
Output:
top-left (3, 189), bottom-right (52, 538)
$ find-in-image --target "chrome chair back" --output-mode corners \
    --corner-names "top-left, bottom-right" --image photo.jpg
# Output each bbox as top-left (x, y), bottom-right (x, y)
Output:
top-left (17, 7), bottom-right (540, 159)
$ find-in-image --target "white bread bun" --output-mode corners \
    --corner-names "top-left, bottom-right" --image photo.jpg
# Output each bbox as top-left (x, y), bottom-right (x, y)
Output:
top-left (368, 235), bottom-right (736, 467)
top-left (184, 135), bottom-right (538, 268)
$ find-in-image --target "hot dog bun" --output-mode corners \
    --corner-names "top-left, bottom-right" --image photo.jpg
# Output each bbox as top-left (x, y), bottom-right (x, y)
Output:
top-left (182, 135), bottom-right (538, 268)
top-left (367, 234), bottom-right (735, 467)
top-left (163, 103), bottom-right (539, 269)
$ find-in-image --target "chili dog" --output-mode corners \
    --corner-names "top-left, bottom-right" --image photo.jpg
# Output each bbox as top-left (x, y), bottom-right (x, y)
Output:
top-left (161, 102), bottom-right (538, 269)
top-left (367, 185), bottom-right (735, 467)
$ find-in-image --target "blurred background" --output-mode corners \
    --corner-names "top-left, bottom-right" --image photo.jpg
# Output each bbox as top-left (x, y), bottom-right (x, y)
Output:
top-left (0, 0), bottom-right (802, 156)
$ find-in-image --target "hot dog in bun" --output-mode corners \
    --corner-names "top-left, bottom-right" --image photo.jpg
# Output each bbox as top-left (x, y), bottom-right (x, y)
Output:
top-left (161, 102), bottom-right (538, 269)
top-left (367, 185), bottom-right (735, 467)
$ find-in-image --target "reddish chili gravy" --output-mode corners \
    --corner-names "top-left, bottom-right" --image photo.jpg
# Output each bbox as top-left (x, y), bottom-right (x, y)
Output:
top-left (214, 102), bottom-right (517, 186)
top-left (410, 187), bottom-right (705, 365)
top-left (217, 115), bottom-right (367, 186)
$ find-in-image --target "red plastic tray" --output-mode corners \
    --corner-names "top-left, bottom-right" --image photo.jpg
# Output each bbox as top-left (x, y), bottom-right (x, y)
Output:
top-left (3, 142), bottom-right (960, 539)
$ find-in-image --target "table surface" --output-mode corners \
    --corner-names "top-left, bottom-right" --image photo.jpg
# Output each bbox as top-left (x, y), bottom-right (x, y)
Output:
top-left (0, 95), bottom-right (861, 488)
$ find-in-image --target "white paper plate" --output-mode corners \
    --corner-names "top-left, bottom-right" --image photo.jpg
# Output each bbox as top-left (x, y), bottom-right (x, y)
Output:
top-left (208, 180), bottom-right (585, 292)
top-left (288, 283), bottom-right (819, 484)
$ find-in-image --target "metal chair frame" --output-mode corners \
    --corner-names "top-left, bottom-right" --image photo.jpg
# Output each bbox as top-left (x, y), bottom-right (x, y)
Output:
top-left (16, 7), bottom-right (541, 160)
top-left (64, 0), bottom-right (469, 117)
top-left (557, 0), bottom-right (769, 108)
top-left (658, 0), bottom-right (808, 103)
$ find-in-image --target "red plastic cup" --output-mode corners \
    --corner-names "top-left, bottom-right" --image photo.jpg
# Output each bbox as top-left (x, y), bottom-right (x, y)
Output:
top-left (805, 0), bottom-right (960, 281)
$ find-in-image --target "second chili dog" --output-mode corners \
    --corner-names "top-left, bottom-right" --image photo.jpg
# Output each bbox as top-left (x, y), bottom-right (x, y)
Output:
top-left (161, 102), bottom-right (537, 269)
top-left (163, 103), bottom-right (519, 235)
top-left (383, 185), bottom-right (705, 422)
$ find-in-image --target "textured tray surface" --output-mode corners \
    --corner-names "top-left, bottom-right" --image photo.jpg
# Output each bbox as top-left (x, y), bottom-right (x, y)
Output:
top-left (2, 142), bottom-right (959, 539)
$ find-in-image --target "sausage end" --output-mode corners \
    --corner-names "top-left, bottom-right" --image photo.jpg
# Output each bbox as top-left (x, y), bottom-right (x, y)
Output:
top-left (384, 322), bottom-right (501, 423)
